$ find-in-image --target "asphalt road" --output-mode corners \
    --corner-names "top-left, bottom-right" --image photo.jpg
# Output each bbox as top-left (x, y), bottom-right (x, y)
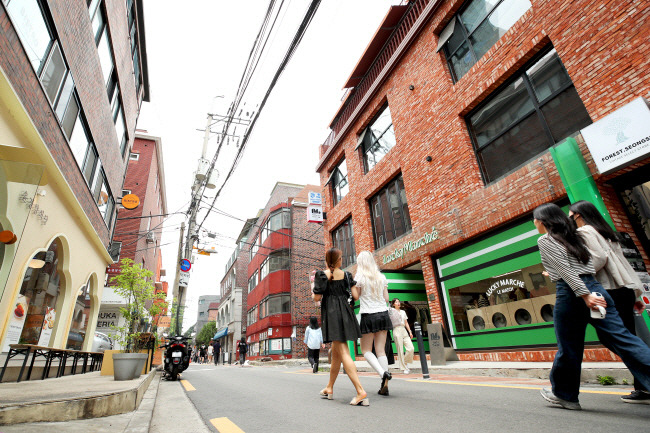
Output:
top-left (178, 363), bottom-right (649, 433)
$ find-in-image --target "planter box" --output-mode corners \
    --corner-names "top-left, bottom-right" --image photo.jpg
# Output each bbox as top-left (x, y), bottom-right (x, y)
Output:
top-left (100, 349), bottom-right (152, 376)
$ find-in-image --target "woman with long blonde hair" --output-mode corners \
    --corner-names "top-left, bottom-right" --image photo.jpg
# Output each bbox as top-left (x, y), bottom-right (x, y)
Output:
top-left (312, 248), bottom-right (368, 406)
top-left (353, 251), bottom-right (393, 396)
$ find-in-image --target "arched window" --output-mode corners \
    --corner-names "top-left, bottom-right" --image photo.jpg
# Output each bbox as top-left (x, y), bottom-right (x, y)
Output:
top-left (66, 280), bottom-right (90, 350)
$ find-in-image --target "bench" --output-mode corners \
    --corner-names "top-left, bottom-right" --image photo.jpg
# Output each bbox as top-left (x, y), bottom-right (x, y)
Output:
top-left (0, 344), bottom-right (104, 383)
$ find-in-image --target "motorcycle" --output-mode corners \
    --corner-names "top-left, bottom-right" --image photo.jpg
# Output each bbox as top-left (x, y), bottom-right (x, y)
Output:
top-left (160, 334), bottom-right (190, 380)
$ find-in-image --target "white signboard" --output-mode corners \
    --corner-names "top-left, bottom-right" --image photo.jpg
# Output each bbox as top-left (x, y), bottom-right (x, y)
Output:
top-left (37, 307), bottom-right (55, 346)
top-left (308, 191), bottom-right (322, 205)
top-left (179, 271), bottom-right (190, 288)
top-left (581, 97), bottom-right (650, 174)
top-left (3, 294), bottom-right (29, 352)
top-left (307, 205), bottom-right (323, 223)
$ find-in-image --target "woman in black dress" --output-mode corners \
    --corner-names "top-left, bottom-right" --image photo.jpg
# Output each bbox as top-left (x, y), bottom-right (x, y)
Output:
top-left (312, 248), bottom-right (368, 406)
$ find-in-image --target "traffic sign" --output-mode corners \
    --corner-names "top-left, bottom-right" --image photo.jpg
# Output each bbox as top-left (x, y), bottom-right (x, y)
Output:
top-left (180, 259), bottom-right (191, 272)
top-left (179, 271), bottom-right (190, 288)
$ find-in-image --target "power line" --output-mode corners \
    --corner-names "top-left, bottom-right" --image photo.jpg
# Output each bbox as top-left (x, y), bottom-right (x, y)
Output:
top-left (196, 0), bottom-right (322, 232)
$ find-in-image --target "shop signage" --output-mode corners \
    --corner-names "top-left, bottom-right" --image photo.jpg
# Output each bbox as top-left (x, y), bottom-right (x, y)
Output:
top-left (96, 310), bottom-right (120, 329)
top-left (485, 278), bottom-right (525, 297)
top-left (382, 228), bottom-right (439, 264)
top-left (2, 295), bottom-right (29, 352)
top-left (581, 97), bottom-right (650, 174)
top-left (121, 194), bottom-right (140, 210)
top-left (307, 204), bottom-right (323, 223)
top-left (37, 307), bottom-right (55, 346)
top-left (308, 192), bottom-right (322, 205)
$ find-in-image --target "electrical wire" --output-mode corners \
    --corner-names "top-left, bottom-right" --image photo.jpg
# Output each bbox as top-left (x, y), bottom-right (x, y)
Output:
top-left (196, 0), bottom-right (322, 233)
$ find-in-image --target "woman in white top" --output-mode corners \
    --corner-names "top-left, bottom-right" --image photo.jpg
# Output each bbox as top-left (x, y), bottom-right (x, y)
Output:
top-left (304, 316), bottom-right (324, 374)
top-left (390, 298), bottom-right (414, 374)
top-left (569, 200), bottom-right (648, 403)
top-left (352, 251), bottom-right (393, 396)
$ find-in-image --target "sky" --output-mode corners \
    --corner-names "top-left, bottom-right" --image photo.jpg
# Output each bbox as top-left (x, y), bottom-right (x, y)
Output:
top-left (137, 0), bottom-right (401, 331)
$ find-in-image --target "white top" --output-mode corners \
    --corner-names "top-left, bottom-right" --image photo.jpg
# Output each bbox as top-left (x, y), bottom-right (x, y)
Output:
top-left (208, 345), bottom-right (213, 355)
top-left (356, 273), bottom-right (389, 314)
top-left (304, 327), bottom-right (323, 350)
top-left (394, 309), bottom-right (408, 327)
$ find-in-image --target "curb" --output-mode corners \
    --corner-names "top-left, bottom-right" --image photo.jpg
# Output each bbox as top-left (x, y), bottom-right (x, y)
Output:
top-left (0, 370), bottom-right (157, 426)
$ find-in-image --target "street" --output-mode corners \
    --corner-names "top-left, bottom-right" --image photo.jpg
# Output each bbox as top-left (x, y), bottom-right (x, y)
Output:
top-left (178, 363), bottom-right (649, 432)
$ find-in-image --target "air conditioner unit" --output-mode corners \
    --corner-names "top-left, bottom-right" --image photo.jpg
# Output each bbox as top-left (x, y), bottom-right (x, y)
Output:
top-left (146, 232), bottom-right (155, 243)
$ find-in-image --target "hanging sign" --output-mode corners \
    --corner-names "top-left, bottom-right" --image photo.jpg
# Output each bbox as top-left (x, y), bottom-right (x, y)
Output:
top-left (308, 192), bottom-right (322, 205)
top-left (121, 194), bottom-right (140, 210)
top-left (179, 271), bottom-right (190, 288)
top-left (307, 205), bottom-right (323, 223)
top-left (581, 97), bottom-right (650, 174)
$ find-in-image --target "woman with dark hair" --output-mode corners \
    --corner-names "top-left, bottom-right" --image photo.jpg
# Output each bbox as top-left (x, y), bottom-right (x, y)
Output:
top-left (390, 298), bottom-right (414, 374)
top-left (312, 248), bottom-right (368, 406)
top-left (533, 203), bottom-right (650, 410)
top-left (569, 200), bottom-right (648, 403)
top-left (237, 337), bottom-right (247, 367)
top-left (304, 316), bottom-right (324, 373)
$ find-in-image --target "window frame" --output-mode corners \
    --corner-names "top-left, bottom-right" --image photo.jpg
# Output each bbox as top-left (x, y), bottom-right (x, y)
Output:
top-left (329, 159), bottom-right (349, 206)
top-left (332, 218), bottom-right (356, 268)
top-left (369, 174), bottom-right (412, 249)
top-left (442, 0), bottom-right (532, 82)
top-left (465, 46), bottom-right (591, 184)
top-left (358, 103), bottom-right (396, 173)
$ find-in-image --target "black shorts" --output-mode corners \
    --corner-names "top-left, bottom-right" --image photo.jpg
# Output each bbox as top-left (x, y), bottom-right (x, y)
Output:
top-left (360, 311), bottom-right (393, 334)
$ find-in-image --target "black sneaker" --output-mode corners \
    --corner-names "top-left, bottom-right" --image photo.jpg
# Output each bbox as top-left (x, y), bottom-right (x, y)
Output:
top-left (540, 388), bottom-right (582, 410)
top-left (313, 363), bottom-right (318, 374)
top-left (621, 390), bottom-right (650, 404)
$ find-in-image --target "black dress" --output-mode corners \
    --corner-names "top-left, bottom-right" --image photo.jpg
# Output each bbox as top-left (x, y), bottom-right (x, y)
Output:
top-left (313, 270), bottom-right (362, 343)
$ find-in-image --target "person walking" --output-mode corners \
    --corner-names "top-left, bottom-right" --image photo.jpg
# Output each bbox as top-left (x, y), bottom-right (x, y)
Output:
top-left (237, 337), bottom-right (248, 366)
top-left (353, 251), bottom-right (393, 396)
top-left (304, 317), bottom-right (324, 373)
top-left (199, 344), bottom-right (207, 364)
top-left (312, 248), bottom-right (368, 406)
top-left (213, 339), bottom-right (221, 365)
top-left (533, 203), bottom-right (650, 410)
top-left (569, 200), bottom-right (648, 403)
top-left (390, 298), bottom-right (414, 374)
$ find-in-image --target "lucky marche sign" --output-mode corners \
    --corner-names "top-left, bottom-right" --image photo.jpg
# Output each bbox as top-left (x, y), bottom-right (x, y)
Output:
top-left (180, 259), bottom-right (191, 272)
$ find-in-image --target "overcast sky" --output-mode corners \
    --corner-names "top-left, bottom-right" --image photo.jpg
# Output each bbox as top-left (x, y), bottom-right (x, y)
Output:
top-left (137, 0), bottom-right (400, 331)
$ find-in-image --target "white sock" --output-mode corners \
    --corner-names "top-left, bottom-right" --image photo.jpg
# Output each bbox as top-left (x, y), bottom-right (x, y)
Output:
top-left (363, 351), bottom-right (384, 377)
top-left (378, 355), bottom-right (389, 373)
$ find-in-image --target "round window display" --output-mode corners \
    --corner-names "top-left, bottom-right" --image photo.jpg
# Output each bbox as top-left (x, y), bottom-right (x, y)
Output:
top-left (540, 304), bottom-right (554, 322)
top-left (472, 316), bottom-right (486, 330)
top-left (492, 312), bottom-right (508, 328)
top-left (514, 308), bottom-right (532, 325)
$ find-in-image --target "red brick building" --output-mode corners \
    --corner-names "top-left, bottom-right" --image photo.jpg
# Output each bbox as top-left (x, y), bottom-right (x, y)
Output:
top-left (0, 0), bottom-right (150, 352)
top-left (316, 0), bottom-right (650, 361)
top-left (245, 182), bottom-right (324, 360)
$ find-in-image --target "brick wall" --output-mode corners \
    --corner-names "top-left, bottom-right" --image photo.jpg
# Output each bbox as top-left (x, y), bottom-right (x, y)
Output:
top-left (316, 0), bottom-right (650, 351)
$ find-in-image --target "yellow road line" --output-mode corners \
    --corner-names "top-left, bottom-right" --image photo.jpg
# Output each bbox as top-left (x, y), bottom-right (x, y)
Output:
top-left (407, 379), bottom-right (627, 395)
top-left (180, 379), bottom-right (196, 391)
top-left (211, 417), bottom-right (246, 433)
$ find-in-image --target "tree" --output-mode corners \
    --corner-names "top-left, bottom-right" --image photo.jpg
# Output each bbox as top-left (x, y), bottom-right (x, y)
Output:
top-left (195, 321), bottom-right (217, 346)
top-left (109, 258), bottom-right (168, 353)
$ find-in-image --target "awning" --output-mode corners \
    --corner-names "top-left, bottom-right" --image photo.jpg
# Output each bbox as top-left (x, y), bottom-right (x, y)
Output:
top-left (213, 327), bottom-right (228, 340)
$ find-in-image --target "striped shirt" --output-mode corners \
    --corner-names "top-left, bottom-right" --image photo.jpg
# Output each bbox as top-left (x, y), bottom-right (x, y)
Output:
top-left (537, 234), bottom-right (595, 296)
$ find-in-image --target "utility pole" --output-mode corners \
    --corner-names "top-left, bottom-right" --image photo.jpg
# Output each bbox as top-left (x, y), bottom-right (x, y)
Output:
top-left (173, 221), bottom-right (185, 335)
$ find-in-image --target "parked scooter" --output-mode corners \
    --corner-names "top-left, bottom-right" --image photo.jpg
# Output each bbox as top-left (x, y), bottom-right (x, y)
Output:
top-left (160, 334), bottom-right (190, 380)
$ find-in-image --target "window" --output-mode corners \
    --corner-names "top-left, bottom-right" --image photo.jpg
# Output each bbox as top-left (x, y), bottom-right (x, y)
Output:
top-left (259, 294), bottom-right (291, 318)
top-left (260, 209), bottom-right (291, 244)
top-left (332, 218), bottom-right (356, 268)
top-left (122, 189), bottom-right (131, 196)
top-left (357, 105), bottom-right (396, 172)
top-left (248, 271), bottom-right (258, 292)
top-left (89, 1), bottom-right (114, 89)
top-left (369, 175), bottom-right (412, 248)
top-left (127, 0), bottom-right (143, 94)
top-left (199, 311), bottom-right (204, 317)
top-left (440, 0), bottom-right (532, 81)
top-left (260, 250), bottom-right (290, 281)
top-left (467, 48), bottom-right (592, 183)
top-left (329, 159), bottom-right (349, 206)
top-left (6, 0), bottom-right (53, 73)
top-left (250, 236), bottom-right (259, 260)
top-left (247, 306), bottom-right (258, 325)
top-left (112, 99), bottom-right (128, 156)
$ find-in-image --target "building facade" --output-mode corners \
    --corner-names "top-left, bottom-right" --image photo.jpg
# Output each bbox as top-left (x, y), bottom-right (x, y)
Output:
top-left (195, 294), bottom-right (219, 337)
top-left (99, 131), bottom-right (167, 348)
top-left (316, 0), bottom-right (650, 361)
top-left (216, 217), bottom-right (257, 361)
top-left (0, 0), bottom-right (149, 353)
top-left (245, 182), bottom-right (324, 360)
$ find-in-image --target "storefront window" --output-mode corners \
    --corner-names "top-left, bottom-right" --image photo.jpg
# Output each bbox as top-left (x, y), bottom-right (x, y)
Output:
top-left (15, 240), bottom-right (63, 347)
top-left (66, 281), bottom-right (90, 350)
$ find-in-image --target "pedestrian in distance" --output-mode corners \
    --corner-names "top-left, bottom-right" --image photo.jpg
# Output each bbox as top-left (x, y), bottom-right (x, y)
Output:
top-left (390, 298), bottom-right (414, 374)
top-left (237, 337), bottom-right (248, 366)
top-left (569, 200), bottom-right (649, 404)
top-left (207, 341), bottom-right (214, 364)
top-left (312, 248), bottom-right (368, 406)
top-left (213, 339), bottom-right (221, 365)
top-left (304, 316), bottom-right (324, 373)
top-left (353, 251), bottom-right (393, 396)
top-left (533, 203), bottom-right (650, 410)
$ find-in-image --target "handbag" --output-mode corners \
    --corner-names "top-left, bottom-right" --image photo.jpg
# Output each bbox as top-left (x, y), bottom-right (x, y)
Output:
top-left (388, 308), bottom-right (403, 327)
top-left (344, 271), bottom-right (355, 308)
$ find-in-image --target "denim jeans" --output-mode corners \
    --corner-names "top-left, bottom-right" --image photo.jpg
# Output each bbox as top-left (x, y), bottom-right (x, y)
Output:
top-left (551, 276), bottom-right (650, 402)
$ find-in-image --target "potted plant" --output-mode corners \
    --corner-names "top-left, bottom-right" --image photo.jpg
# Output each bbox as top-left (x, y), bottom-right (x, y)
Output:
top-left (109, 258), bottom-right (167, 380)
